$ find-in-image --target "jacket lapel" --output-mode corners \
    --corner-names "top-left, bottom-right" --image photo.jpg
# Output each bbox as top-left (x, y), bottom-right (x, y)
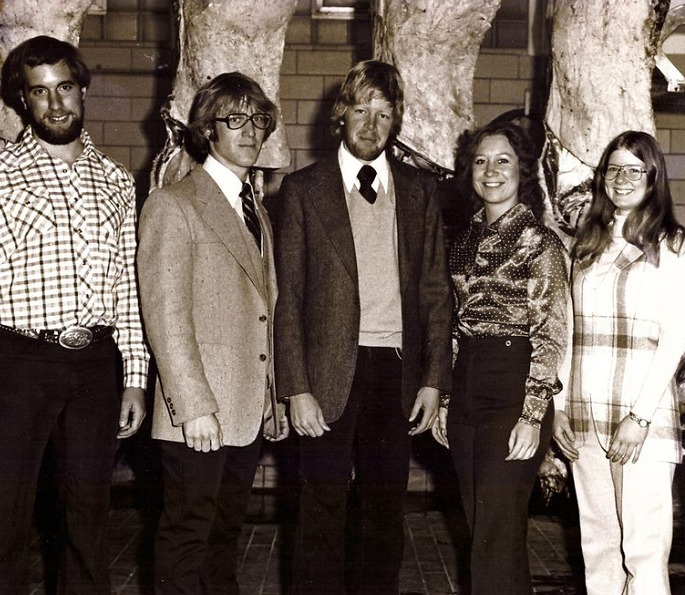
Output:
top-left (574, 242), bottom-right (645, 282)
top-left (256, 194), bottom-right (277, 309)
top-left (191, 168), bottom-right (266, 300)
top-left (392, 160), bottom-right (421, 294)
top-left (615, 243), bottom-right (645, 269)
top-left (307, 157), bottom-right (358, 282)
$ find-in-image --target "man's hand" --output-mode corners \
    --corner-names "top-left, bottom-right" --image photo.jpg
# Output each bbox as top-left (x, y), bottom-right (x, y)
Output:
top-left (505, 421), bottom-right (540, 461)
top-left (264, 404), bottom-right (290, 442)
top-left (607, 415), bottom-right (649, 465)
top-left (408, 387), bottom-right (439, 436)
top-left (117, 387), bottom-right (146, 439)
top-left (182, 414), bottom-right (223, 452)
top-left (552, 410), bottom-right (579, 462)
top-left (289, 392), bottom-right (330, 437)
top-left (431, 407), bottom-right (449, 448)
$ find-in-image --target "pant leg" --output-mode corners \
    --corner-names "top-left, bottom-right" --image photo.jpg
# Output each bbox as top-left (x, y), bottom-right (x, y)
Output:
top-left (446, 420), bottom-right (476, 535)
top-left (290, 394), bottom-right (360, 595)
top-left (54, 340), bottom-right (121, 595)
top-left (349, 347), bottom-right (408, 595)
top-left (468, 407), bottom-right (551, 595)
top-left (201, 433), bottom-right (263, 595)
top-left (572, 433), bottom-right (627, 595)
top-left (618, 455), bottom-right (675, 595)
top-left (0, 338), bottom-right (66, 595)
top-left (155, 441), bottom-right (229, 595)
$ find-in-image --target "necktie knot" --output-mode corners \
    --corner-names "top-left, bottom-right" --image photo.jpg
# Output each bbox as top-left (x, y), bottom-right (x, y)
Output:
top-left (357, 165), bottom-right (377, 204)
top-left (240, 182), bottom-right (262, 252)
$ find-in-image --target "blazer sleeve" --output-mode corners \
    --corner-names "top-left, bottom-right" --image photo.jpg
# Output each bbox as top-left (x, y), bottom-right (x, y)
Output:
top-left (137, 189), bottom-right (219, 425)
top-left (273, 173), bottom-right (312, 398)
top-left (418, 174), bottom-right (454, 393)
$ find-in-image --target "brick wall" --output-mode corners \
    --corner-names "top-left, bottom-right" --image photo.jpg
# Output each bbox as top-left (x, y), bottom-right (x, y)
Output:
top-left (82, 1), bottom-right (685, 492)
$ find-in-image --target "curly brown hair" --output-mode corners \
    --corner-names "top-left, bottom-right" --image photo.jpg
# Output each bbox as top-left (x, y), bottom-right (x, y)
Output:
top-left (457, 121), bottom-right (544, 220)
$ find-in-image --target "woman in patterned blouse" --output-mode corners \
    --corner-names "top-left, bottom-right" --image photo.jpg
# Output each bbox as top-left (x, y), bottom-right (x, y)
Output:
top-left (553, 131), bottom-right (685, 595)
top-left (432, 121), bottom-right (569, 595)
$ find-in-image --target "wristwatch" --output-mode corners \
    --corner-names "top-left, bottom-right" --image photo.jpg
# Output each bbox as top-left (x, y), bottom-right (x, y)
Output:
top-left (628, 412), bottom-right (650, 428)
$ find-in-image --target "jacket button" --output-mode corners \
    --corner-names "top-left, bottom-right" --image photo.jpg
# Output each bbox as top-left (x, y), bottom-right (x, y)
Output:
top-left (259, 315), bottom-right (267, 322)
top-left (259, 353), bottom-right (267, 361)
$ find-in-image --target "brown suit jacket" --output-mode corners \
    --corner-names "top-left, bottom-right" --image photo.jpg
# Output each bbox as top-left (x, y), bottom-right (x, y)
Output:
top-left (138, 166), bottom-right (278, 446)
top-left (273, 154), bottom-right (453, 422)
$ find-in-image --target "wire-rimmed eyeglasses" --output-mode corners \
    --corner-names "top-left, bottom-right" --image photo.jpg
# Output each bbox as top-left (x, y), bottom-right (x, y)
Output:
top-left (214, 113), bottom-right (273, 130)
top-left (604, 165), bottom-right (647, 181)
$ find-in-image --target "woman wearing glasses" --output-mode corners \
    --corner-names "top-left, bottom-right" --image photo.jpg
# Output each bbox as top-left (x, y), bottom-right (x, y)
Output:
top-left (553, 130), bottom-right (685, 595)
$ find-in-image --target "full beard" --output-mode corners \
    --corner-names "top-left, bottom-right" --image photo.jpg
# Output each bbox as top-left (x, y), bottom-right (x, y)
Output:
top-left (31, 114), bottom-right (83, 145)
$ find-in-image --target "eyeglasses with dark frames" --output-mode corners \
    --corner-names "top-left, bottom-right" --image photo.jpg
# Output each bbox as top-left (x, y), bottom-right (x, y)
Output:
top-left (214, 113), bottom-right (273, 131)
top-left (604, 165), bottom-right (648, 182)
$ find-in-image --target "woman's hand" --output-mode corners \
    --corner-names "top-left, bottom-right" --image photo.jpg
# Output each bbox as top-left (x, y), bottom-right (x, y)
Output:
top-left (431, 407), bottom-right (449, 449)
top-left (505, 420), bottom-right (540, 461)
top-left (552, 410), bottom-right (579, 462)
top-left (607, 415), bottom-right (649, 464)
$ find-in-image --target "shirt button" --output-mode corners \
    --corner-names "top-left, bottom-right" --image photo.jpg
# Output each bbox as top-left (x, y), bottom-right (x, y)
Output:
top-left (259, 354), bottom-right (267, 361)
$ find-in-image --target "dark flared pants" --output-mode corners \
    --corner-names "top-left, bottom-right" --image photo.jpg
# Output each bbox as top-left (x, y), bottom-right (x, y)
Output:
top-left (447, 336), bottom-right (552, 595)
top-left (291, 346), bottom-right (410, 595)
top-left (0, 331), bottom-right (121, 595)
top-left (154, 431), bottom-right (263, 595)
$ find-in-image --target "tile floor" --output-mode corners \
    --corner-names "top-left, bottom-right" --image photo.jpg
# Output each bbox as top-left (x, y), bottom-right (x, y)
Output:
top-left (27, 489), bottom-right (684, 595)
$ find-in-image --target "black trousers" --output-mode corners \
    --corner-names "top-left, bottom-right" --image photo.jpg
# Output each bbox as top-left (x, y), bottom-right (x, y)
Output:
top-left (154, 430), bottom-right (263, 595)
top-left (291, 346), bottom-right (410, 595)
top-left (0, 330), bottom-right (121, 595)
top-left (447, 336), bottom-right (552, 595)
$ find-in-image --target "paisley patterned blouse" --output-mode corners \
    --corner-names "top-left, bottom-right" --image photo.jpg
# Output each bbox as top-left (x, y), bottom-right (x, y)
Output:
top-left (450, 202), bottom-right (569, 424)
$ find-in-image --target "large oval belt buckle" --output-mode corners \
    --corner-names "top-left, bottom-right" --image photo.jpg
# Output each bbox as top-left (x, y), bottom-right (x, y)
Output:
top-left (58, 326), bottom-right (93, 349)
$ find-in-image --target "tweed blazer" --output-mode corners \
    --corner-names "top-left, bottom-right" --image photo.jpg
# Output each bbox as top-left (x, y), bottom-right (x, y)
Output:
top-left (273, 154), bottom-right (453, 423)
top-left (556, 240), bottom-right (685, 463)
top-left (138, 166), bottom-right (279, 446)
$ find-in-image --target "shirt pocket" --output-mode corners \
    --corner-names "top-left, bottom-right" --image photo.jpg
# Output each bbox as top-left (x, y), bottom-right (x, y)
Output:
top-left (96, 186), bottom-right (127, 241)
top-left (0, 188), bottom-right (56, 264)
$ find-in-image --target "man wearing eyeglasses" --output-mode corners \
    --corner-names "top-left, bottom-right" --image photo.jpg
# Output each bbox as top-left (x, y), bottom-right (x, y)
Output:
top-left (137, 72), bottom-right (288, 595)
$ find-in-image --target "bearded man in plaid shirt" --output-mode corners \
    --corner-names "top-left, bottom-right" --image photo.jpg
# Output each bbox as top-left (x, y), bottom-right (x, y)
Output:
top-left (0, 36), bottom-right (149, 595)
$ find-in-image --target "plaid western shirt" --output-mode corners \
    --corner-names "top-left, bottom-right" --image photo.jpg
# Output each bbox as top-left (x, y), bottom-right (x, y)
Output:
top-left (0, 127), bottom-right (149, 388)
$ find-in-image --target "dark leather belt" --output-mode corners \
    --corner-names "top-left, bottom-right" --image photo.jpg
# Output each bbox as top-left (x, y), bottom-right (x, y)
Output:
top-left (0, 324), bottom-right (114, 349)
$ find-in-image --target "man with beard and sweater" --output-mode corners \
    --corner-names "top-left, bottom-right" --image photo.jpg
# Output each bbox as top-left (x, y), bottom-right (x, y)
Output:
top-left (274, 60), bottom-right (453, 595)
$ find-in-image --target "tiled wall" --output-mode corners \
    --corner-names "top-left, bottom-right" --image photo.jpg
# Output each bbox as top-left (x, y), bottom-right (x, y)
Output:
top-left (81, 0), bottom-right (685, 492)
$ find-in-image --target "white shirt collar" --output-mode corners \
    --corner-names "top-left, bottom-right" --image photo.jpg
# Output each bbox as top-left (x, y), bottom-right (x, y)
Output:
top-left (338, 142), bottom-right (389, 194)
top-left (203, 153), bottom-right (247, 215)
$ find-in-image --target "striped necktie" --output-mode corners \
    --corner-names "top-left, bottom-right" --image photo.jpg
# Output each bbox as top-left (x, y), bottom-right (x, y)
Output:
top-left (240, 182), bottom-right (262, 252)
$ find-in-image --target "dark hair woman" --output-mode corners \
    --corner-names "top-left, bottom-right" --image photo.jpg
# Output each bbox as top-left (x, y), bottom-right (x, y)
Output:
top-left (433, 121), bottom-right (570, 595)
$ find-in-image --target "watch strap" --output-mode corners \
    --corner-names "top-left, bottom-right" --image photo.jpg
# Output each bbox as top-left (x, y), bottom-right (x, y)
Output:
top-left (628, 411), bottom-right (650, 427)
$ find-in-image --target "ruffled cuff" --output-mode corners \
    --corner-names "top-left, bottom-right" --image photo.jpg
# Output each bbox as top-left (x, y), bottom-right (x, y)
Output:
top-left (519, 376), bottom-right (560, 428)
